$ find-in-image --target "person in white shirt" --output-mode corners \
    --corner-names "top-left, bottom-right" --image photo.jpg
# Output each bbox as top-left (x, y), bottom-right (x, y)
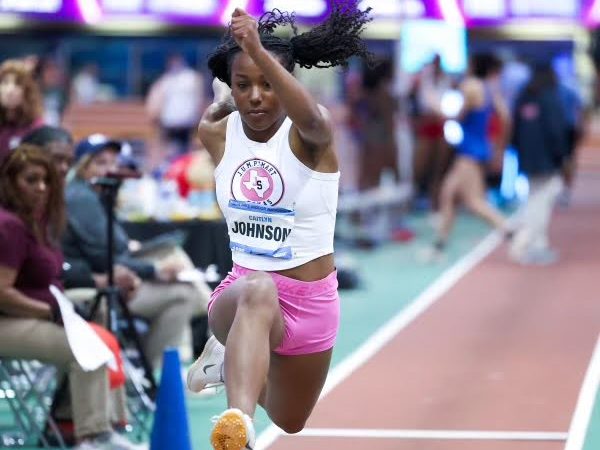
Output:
top-left (71, 63), bottom-right (101, 105)
top-left (146, 53), bottom-right (204, 156)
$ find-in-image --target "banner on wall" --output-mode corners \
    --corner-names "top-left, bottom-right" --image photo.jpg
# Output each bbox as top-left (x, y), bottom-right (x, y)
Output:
top-left (0, 0), bottom-right (597, 27)
top-left (0, 0), bottom-right (333, 25)
top-left (462, 0), bottom-right (581, 25)
top-left (0, 0), bottom-right (63, 13)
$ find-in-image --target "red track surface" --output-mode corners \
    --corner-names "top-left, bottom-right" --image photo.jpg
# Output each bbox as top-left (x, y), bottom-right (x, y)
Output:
top-left (266, 148), bottom-right (600, 450)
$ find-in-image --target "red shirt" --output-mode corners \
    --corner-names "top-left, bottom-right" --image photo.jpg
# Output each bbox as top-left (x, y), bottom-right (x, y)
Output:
top-left (0, 208), bottom-right (63, 312)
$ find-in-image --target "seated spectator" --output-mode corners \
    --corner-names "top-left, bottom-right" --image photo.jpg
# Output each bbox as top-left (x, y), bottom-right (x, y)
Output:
top-left (0, 59), bottom-right (44, 165)
top-left (21, 126), bottom-right (141, 298)
top-left (0, 144), bottom-right (144, 450)
top-left (22, 125), bottom-right (74, 178)
top-left (62, 134), bottom-right (209, 368)
top-left (22, 125), bottom-right (144, 440)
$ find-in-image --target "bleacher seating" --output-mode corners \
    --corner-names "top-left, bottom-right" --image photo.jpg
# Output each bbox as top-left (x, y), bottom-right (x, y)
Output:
top-left (62, 101), bottom-right (156, 143)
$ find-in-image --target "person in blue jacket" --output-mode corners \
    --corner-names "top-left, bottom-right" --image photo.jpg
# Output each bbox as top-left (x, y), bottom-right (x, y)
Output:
top-left (509, 63), bottom-right (569, 264)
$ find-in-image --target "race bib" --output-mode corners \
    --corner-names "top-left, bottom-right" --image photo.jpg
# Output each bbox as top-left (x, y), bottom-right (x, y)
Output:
top-left (227, 199), bottom-right (295, 259)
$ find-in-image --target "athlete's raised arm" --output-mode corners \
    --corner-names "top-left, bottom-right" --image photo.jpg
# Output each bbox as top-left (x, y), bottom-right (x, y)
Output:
top-left (230, 8), bottom-right (331, 149)
top-left (197, 78), bottom-right (235, 164)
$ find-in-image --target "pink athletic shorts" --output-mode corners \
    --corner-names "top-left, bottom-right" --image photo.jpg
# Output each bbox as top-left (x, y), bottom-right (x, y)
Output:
top-left (208, 263), bottom-right (340, 356)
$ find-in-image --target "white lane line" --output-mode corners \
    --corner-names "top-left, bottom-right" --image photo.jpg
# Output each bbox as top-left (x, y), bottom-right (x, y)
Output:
top-left (255, 232), bottom-right (502, 449)
top-left (564, 334), bottom-right (600, 450)
top-left (295, 428), bottom-right (567, 441)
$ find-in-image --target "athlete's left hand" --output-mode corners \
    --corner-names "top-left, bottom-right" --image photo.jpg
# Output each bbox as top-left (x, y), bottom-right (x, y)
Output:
top-left (212, 77), bottom-right (232, 102)
top-left (231, 8), bottom-right (262, 57)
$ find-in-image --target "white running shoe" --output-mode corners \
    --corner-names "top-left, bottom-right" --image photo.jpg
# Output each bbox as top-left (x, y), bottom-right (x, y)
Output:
top-left (416, 245), bottom-right (447, 264)
top-left (511, 247), bottom-right (559, 266)
top-left (74, 432), bottom-right (147, 450)
top-left (186, 335), bottom-right (225, 392)
top-left (210, 408), bottom-right (255, 450)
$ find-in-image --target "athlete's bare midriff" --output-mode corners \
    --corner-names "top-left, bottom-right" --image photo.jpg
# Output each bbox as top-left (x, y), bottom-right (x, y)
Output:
top-left (274, 253), bottom-right (335, 282)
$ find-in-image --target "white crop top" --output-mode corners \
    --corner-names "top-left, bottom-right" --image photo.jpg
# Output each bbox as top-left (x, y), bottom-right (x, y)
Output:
top-left (214, 111), bottom-right (340, 271)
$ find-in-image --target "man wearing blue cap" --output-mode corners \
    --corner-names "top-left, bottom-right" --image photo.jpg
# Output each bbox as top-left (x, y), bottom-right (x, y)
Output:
top-left (63, 134), bottom-right (208, 369)
top-left (74, 133), bottom-right (122, 162)
top-left (21, 127), bottom-right (141, 304)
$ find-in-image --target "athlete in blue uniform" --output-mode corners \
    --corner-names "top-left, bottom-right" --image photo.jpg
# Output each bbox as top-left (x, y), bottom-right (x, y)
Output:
top-left (428, 53), bottom-right (511, 259)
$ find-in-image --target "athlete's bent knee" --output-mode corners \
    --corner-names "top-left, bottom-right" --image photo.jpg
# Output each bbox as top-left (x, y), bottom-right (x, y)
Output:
top-left (240, 272), bottom-right (278, 311)
top-left (273, 416), bottom-right (307, 435)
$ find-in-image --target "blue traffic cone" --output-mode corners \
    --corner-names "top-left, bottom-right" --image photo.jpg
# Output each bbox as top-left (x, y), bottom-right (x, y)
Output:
top-left (150, 348), bottom-right (192, 450)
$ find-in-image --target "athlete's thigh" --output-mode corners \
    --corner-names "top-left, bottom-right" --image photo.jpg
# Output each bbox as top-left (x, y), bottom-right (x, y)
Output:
top-left (265, 349), bottom-right (333, 426)
top-left (208, 274), bottom-right (285, 349)
top-left (459, 158), bottom-right (486, 201)
top-left (440, 161), bottom-right (462, 199)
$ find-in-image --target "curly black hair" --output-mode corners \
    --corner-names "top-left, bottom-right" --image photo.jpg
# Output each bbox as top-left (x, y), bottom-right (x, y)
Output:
top-left (208, 0), bottom-right (373, 86)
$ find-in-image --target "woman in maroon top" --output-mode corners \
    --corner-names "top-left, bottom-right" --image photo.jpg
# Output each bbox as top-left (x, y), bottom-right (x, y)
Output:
top-left (0, 145), bottom-right (144, 450)
top-left (0, 60), bottom-right (44, 166)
